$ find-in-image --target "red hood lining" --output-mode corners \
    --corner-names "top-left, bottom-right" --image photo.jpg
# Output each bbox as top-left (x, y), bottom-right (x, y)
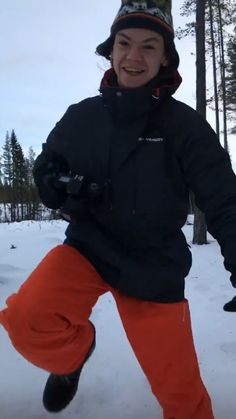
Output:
top-left (100, 68), bottom-right (182, 96)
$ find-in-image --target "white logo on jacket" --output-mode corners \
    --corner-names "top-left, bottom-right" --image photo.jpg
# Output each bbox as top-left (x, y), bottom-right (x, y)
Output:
top-left (138, 137), bottom-right (164, 142)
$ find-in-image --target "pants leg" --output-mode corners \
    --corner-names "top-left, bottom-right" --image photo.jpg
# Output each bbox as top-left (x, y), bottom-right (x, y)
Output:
top-left (0, 244), bottom-right (108, 374)
top-left (112, 292), bottom-right (214, 419)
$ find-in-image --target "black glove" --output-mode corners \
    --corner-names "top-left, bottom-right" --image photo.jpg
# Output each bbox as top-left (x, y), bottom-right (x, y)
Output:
top-left (221, 238), bottom-right (236, 289)
top-left (223, 295), bottom-right (236, 312)
top-left (229, 274), bottom-right (236, 288)
top-left (33, 153), bottom-right (68, 209)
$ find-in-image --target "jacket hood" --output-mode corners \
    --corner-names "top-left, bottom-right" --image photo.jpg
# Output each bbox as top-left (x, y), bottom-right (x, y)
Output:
top-left (100, 67), bottom-right (182, 97)
top-left (99, 68), bottom-right (182, 123)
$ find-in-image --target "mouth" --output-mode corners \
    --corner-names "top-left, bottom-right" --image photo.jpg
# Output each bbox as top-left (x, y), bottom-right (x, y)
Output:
top-left (122, 67), bottom-right (145, 76)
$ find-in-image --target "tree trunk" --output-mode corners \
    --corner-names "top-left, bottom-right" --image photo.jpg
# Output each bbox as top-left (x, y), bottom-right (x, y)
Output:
top-left (193, 0), bottom-right (207, 245)
top-left (216, 0), bottom-right (229, 153)
top-left (208, 0), bottom-right (220, 139)
top-left (193, 207), bottom-right (207, 244)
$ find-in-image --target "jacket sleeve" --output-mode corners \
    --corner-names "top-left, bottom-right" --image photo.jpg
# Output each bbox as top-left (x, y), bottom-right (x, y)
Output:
top-left (178, 107), bottom-right (236, 277)
top-left (33, 106), bottom-right (76, 209)
top-left (33, 144), bottom-right (69, 209)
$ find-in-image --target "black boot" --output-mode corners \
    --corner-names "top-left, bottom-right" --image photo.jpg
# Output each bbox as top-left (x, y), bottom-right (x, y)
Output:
top-left (42, 323), bottom-right (96, 412)
top-left (223, 296), bottom-right (236, 312)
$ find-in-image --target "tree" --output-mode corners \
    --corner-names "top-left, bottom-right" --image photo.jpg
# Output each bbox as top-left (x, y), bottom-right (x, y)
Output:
top-left (204, 0), bottom-right (236, 146)
top-left (9, 130), bottom-right (28, 220)
top-left (208, 0), bottom-right (220, 139)
top-left (2, 131), bottom-right (12, 184)
top-left (25, 146), bottom-right (41, 220)
top-left (0, 132), bottom-right (54, 222)
top-left (178, 0), bottom-right (236, 143)
top-left (192, 0), bottom-right (208, 245)
top-left (215, 0), bottom-right (228, 151)
top-left (1, 130), bottom-right (28, 221)
top-left (225, 30), bottom-right (236, 132)
top-left (178, 0), bottom-right (236, 244)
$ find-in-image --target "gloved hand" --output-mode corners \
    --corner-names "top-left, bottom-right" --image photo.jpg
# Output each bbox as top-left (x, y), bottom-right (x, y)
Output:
top-left (229, 274), bottom-right (236, 288)
top-left (33, 153), bottom-right (68, 209)
top-left (222, 239), bottom-right (236, 289)
top-left (223, 295), bottom-right (236, 312)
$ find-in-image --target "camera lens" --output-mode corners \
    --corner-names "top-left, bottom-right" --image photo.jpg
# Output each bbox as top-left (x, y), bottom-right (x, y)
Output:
top-left (88, 183), bottom-right (101, 197)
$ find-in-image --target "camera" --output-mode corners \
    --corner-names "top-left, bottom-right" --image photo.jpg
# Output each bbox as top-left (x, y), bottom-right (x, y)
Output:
top-left (55, 173), bottom-right (105, 204)
top-left (55, 174), bottom-right (85, 196)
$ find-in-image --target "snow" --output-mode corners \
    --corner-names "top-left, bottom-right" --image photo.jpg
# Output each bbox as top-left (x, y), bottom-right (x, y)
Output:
top-left (0, 220), bottom-right (236, 419)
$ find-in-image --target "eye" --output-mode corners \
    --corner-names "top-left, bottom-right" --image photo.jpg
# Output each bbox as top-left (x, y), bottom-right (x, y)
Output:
top-left (143, 44), bottom-right (156, 50)
top-left (118, 40), bottom-right (129, 47)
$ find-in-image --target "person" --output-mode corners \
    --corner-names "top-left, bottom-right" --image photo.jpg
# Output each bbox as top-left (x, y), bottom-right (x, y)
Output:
top-left (1, 1), bottom-right (236, 418)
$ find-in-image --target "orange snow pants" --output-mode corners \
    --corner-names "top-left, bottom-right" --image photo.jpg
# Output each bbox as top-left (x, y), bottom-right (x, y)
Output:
top-left (0, 244), bottom-right (214, 419)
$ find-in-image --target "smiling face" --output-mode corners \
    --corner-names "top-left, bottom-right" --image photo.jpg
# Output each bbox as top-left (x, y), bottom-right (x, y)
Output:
top-left (112, 28), bottom-right (168, 88)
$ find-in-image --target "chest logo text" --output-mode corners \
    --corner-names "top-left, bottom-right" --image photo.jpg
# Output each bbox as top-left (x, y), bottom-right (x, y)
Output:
top-left (138, 137), bottom-right (164, 142)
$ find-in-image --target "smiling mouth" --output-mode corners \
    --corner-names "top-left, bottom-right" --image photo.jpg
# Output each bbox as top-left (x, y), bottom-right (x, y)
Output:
top-left (123, 67), bottom-right (145, 75)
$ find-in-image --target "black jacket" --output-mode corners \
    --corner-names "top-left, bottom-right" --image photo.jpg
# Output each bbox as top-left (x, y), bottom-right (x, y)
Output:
top-left (34, 69), bottom-right (236, 302)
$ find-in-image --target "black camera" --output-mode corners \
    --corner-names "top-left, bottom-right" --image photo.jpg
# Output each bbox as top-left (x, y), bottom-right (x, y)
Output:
top-left (55, 174), bottom-right (86, 196)
top-left (55, 173), bottom-right (106, 204)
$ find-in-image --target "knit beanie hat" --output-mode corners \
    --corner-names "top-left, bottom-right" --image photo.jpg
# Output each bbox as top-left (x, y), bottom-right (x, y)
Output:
top-left (96, 0), bottom-right (179, 69)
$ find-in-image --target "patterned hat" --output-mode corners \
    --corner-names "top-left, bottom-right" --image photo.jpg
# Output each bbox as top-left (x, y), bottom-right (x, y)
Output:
top-left (96, 0), bottom-right (179, 69)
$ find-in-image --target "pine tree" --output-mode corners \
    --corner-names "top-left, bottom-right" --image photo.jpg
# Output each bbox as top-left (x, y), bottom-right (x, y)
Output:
top-left (10, 130), bottom-right (28, 220)
top-left (1, 130), bottom-right (28, 221)
top-left (225, 31), bottom-right (236, 132)
top-left (192, 0), bottom-right (207, 245)
top-left (0, 153), bottom-right (3, 220)
top-left (2, 131), bottom-right (12, 184)
top-left (178, 0), bottom-right (236, 244)
top-left (178, 0), bottom-right (236, 147)
top-left (1, 132), bottom-right (13, 220)
top-left (25, 146), bottom-right (41, 220)
top-left (1, 132), bottom-right (49, 221)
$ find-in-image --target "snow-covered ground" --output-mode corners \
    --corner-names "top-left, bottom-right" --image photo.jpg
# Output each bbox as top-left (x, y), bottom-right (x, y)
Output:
top-left (0, 220), bottom-right (236, 419)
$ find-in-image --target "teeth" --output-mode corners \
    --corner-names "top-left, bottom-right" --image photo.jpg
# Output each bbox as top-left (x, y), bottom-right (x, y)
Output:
top-left (125, 67), bottom-right (143, 73)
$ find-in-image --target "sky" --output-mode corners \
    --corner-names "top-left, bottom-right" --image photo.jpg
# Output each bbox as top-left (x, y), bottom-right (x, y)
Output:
top-left (0, 1), bottom-right (235, 163)
top-left (0, 219), bottom-right (236, 418)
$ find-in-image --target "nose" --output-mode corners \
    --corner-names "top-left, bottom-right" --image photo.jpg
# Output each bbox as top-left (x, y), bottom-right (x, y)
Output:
top-left (126, 45), bottom-right (142, 61)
